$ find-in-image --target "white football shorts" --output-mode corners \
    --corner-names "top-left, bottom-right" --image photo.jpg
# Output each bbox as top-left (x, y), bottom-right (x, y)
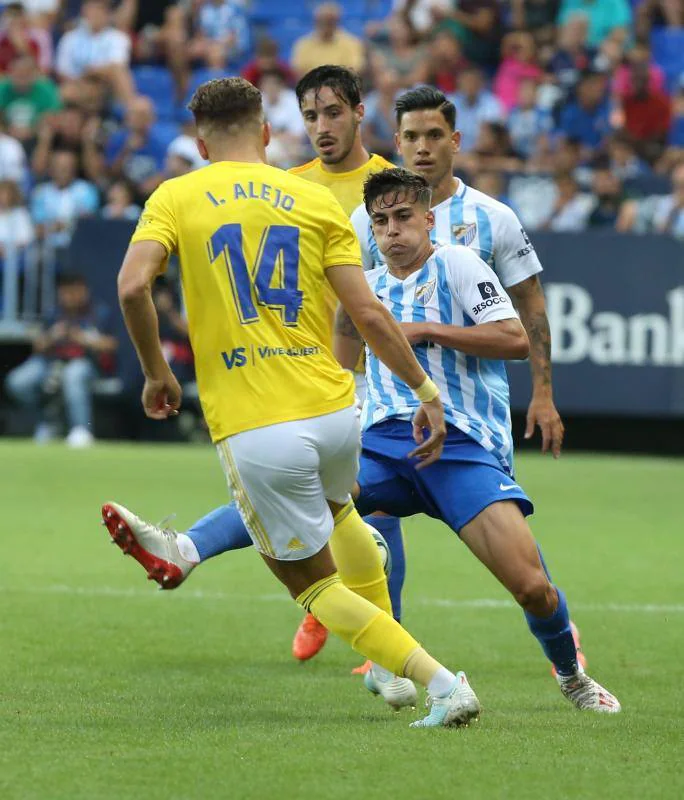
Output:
top-left (216, 404), bottom-right (361, 561)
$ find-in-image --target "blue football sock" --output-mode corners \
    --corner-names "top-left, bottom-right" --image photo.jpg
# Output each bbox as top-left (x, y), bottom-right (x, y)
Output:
top-left (186, 503), bottom-right (252, 562)
top-left (525, 587), bottom-right (578, 677)
top-left (365, 514), bottom-right (405, 622)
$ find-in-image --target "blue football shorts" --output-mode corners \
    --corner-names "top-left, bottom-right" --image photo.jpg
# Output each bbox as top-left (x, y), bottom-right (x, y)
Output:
top-left (355, 419), bottom-right (533, 534)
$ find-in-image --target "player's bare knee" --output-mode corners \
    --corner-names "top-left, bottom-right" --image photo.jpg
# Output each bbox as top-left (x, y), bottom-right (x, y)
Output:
top-left (511, 573), bottom-right (555, 615)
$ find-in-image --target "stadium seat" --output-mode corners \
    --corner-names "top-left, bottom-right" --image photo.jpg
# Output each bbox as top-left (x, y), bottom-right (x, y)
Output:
top-left (650, 28), bottom-right (684, 90)
top-left (133, 66), bottom-right (176, 122)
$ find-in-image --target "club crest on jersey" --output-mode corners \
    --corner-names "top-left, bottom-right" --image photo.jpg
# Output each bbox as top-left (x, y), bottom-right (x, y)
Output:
top-left (451, 222), bottom-right (477, 246)
top-left (414, 278), bottom-right (437, 306)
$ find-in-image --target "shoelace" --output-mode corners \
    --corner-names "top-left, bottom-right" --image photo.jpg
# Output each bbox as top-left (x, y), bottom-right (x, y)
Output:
top-left (155, 513), bottom-right (179, 542)
top-left (563, 675), bottom-right (597, 705)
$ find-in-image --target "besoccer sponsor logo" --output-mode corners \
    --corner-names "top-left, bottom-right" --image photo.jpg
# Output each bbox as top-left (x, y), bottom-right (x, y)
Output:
top-left (517, 227), bottom-right (534, 258)
top-left (472, 282), bottom-right (508, 316)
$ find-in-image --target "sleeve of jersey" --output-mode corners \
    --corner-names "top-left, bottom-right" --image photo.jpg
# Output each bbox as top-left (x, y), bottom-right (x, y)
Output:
top-left (447, 247), bottom-right (519, 325)
top-left (492, 204), bottom-right (543, 288)
top-left (323, 195), bottom-right (363, 270)
top-left (349, 203), bottom-right (375, 270)
top-left (129, 182), bottom-right (178, 256)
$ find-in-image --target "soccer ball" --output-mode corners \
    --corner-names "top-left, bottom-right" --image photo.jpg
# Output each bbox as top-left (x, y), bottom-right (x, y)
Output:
top-left (365, 523), bottom-right (392, 578)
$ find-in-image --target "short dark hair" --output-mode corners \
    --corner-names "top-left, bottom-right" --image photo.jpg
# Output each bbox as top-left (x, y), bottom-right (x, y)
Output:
top-left (295, 65), bottom-right (362, 109)
top-left (363, 167), bottom-right (432, 214)
top-left (395, 86), bottom-right (456, 130)
top-left (188, 77), bottom-right (263, 134)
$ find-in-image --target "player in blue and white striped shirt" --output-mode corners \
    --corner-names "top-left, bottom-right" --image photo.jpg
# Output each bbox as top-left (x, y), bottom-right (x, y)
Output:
top-left (349, 87), bottom-right (564, 459)
top-left (339, 167), bottom-right (619, 714)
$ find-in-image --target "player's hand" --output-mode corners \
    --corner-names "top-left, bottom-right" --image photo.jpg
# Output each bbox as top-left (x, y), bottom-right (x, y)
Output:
top-left (399, 322), bottom-right (430, 346)
top-left (141, 368), bottom-right (182, 420)
top-left (525, 394), bottom-right (564, 458)
top-left (409, 397), bottom-right (447, 470)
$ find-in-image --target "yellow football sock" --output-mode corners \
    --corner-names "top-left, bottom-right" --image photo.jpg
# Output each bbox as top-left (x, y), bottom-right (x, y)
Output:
top-left (329, 502), bottom-right (393, 617)
top-left (402, 648), bottom-right (443, 687)
top-left (297, 573), bottom-right (420, 676)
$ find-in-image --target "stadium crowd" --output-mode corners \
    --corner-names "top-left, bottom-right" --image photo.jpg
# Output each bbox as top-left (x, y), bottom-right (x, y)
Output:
top-left (1, 0), bottom-right (683, 444)
top-left (0, 0), bottom-right (682, 249)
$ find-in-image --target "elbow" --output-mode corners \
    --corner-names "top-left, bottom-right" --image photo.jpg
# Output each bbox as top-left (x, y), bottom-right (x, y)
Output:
top-left (117, 271), bottom-right (149, 308)
top-left (510, 329), bottom-right (530, 360)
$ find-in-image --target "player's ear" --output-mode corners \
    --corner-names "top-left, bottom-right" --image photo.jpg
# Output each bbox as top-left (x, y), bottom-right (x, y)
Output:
top-left (355, 102), bottom-right (365, 125)
top-left (425, 209), bottom-right (435, 232)
top-left (262, 121), bottom-right (271, 148)
top-left (196, 136), bottom-right (209, 162)
top-left (452, 129), bottom-right (461, 154)
top-left (394, 131), bottom-right (402, 157)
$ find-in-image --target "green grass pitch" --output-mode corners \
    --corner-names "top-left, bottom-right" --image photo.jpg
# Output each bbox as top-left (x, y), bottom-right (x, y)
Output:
top-left (1, 441), bottom-right (682, 800)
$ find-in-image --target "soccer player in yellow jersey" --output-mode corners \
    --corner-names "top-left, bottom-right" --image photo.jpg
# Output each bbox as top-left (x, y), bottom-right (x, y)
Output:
top-left (102, 67), bottom-right (404, 666)
top-left (113, 77), bottom-right (481, 728)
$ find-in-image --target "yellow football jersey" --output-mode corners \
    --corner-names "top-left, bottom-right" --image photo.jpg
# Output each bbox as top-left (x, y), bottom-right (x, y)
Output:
top-left (131, 161), bottom-right (360, 442)
top-left (288, 153), bottom-right (394, 216)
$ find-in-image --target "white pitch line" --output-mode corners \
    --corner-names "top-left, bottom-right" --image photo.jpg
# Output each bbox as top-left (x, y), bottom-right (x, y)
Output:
top-left (2, 584), bottom-right (683, 614)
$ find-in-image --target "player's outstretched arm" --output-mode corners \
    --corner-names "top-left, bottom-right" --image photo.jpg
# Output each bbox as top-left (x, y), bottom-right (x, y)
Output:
top-left (507, 275), bottom-right (564, 457)
top-left (118, 240), bottom-right (182, 420)
top-left (402, 318), bottom-right (529, 359)
top-left (327, 264), bottom-right (446, 468)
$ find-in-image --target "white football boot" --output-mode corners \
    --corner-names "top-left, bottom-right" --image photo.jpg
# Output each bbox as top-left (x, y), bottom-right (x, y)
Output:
top-left (410, 671), bottom-right (482, 729)
top-left (557, 668), bottom-right (621, 713)
top-left (101, 502), bottom-right (195, 589)
top-left (364, 664), bottom-right (418, 711)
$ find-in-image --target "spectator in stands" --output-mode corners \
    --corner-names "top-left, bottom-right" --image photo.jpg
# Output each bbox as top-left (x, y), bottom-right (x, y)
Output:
top-left (189, 0), bottom-right (249, 68)
top-left (547, 14), bottom-right (595, 96)
top-left (558, 0), bottom-right (632, 48)
top-left (0, 2), bottom-right (51, 74)
top-left (652, 161), bottom-right (684, 238)
top-left (31, 105), bottom-right (104, 185)
top-left (164, 150), bottom-right (194, 178)
top-left (0, 111), bottom-right (27, 184)
top-left (0, 178), bottom-right (34, 259)
top-left (61, 74), bottom-right (110, 122)
top-left (538, 171), bottom-right (593, 231)
top-left (291, 3), bottom-right (365, 78)
top-left (0, 55), bottom-right (61, 145)
top-left (368, 14), bottom-right (428, 90)
top-left (19, 0), bottom-right (61, 30)
top-left (167, 120), bottom-right (207, 172)
top-left (56, 0), bottom-right (134, 104)
top-left (636, 0), bottom-right (684, 39)
top-left (260, 68), bottom-right (307, 169)
top-left (451, 65), bottom-right (505, 153)
top-left (153, 281), bottom-right (194, 384)
top-left (457, 120), bottom-right (524, 174)
top-left (425, 31), bottom-right (468, 95)
top-left (509, 0), bottom-right (560, 43)
top-left (558, 69), bottom-right (612, 154)
top-left (432, 0), bottom-right (503, 70)
top-left (390, 0), bottom-right (452, 35)
top-left (101, 179), bottom-right (141, 220)
top-left (587, 164), bottom-right (625, 227)
top-left (30, 149), bottom-right (99, 251)
top-left (507, 77), bottom-right (553, 159)
top-left (242, 37), bottom-right (295, 88)
top-left (606, 132), bottom-right (650, 179)
top-left (362, 68), bottom-right (401, 164)
top-left (4, 272), bottom-right (117, 448)
top-left (613, 42), bottom-right (666, 102)
top-left (473, 169), bottom-right (517, 210)
top-left (105, 96), bottom-right (166, 200)
top-left (619, 60), bottom-right (672, 163)
top-left (494, 31), bottom-right (543, 112)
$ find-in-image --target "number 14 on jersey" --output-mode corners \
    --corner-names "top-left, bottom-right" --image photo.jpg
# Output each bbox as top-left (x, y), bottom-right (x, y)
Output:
top-left (208, 223), bottom-right (303, 326)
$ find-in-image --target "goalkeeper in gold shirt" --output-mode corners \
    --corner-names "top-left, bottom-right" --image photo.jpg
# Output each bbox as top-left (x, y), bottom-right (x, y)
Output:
top-left (113, 76), bottom-right (481, 728)
top-left (103, 66), bottom-right (408, 667)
